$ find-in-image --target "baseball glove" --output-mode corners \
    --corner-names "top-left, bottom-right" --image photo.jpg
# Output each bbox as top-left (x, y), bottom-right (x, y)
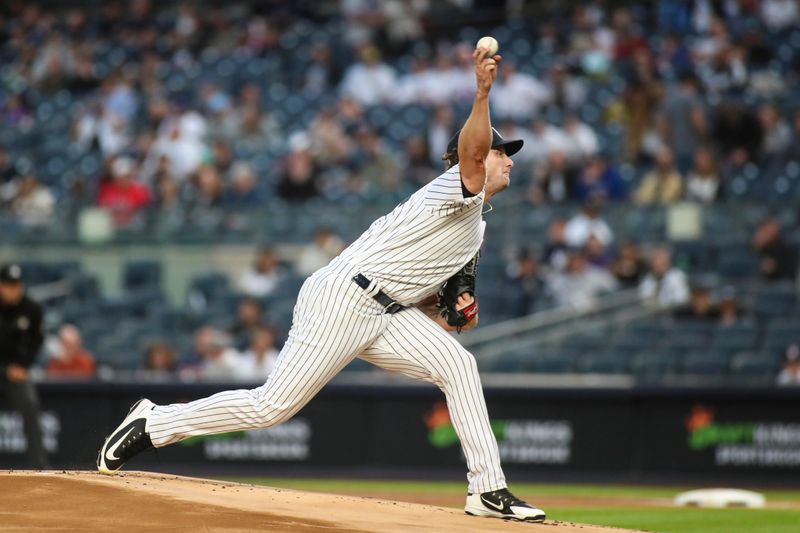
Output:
top-left (438, 252), bottom-right (480, 333)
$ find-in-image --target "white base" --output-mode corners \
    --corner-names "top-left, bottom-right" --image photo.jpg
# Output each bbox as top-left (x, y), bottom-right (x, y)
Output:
top-left (674, 489), bottom-right (766, 508)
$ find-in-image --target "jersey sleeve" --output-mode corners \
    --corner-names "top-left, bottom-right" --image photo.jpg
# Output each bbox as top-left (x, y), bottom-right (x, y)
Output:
top-left (423, 165), bottom-right (484, 216)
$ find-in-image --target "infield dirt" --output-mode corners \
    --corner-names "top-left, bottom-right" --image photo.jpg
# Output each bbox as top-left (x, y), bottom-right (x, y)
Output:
top-left (0, 471), bottom-right (646, 532)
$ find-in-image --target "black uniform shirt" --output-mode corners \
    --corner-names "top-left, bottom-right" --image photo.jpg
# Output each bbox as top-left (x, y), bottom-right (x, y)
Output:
top-left (0, 294), bottom-right (44, 372)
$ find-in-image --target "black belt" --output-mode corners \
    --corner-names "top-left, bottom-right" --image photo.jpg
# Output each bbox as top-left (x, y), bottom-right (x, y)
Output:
top-left (352, 274), bottom-right (405, 314)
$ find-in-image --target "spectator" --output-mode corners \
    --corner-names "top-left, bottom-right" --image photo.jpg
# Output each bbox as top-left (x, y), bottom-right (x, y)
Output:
top-left (634, 147), bottom-right (684, 205)
top-left (10, 174), bottom-right (55, 227)
top-left (584, 234), bottom-right (613, 269)
top-left (339, 44), bottom-right (396, 106)
top-left (565, 200), bottom-right (614, 248)
top-left (575, 154), bottom-right (627, 203)
top-left (403, 136), bottom-right (436, 188)
top-left (277, 135), bottom-right (319, 202)
top-left (304, 43), bottom-right (343, 95)
top-left (192, 326), bottom-right (243, 380)
top-left (639, 247), bottom-right (690, 308)
top-left (428, 104), bottom-right (456, 166)
top-left (297, 226), bottom-right (345, 276)
top-left (223, 162), bottom-right (263, 207)
top-left (98, 156), bottom-right (152, 227)
top-left (673, 285), bottom-right (719, 321)
top-left (529, 150), bottom-right (578, 204)
top-left (611, 241), bottom-right (647, 287)
top-left (546, 64), bottom-right (587, 111)
top-left (777, 344), bottom-right (800, 386)
top-left (237, 325), bottom-right (280, 381)
top-left (0, 147), bottom-right (16, 185)
top-left (685, 147), bottom-right (722, 203)
top-left (547, 250), bottom-right (618, 311)
top-left (142, 108), bottom-right (207, 183)
top-left (762, 0), bottom-right (800, 32)
top-left (658, 71), bottom-right (706, 172)
top-left (751, 217), bottom-right (798, 281)
top-left (239, 247), bottom-right (286, 298)
top-left (352, 127), bottom-right (403, 198)
top-left (758, 103), bottom-right (792, 160)
top-left (543, 217), bottom-right (570, 271)
top-left (526, 118), bottom-right (571, 166)
top-left (713, 100), bottom-right (763, 169)
top-left (229, 297), bottom-right (265, 349)
top-left (505, 249), bottom-right (546, 317)
top-left (143, 340), bottom-right (178, 376)
top-left (2, 93), bottom-right (34, 130)
top-left (46, 325), bottom-right (96, 378)
top-left (490, 62), bottom-right (550, 121)
top-left (563, 113), bottom-right (599, 162)
top-left (717, 286), bottom-right (744, 327)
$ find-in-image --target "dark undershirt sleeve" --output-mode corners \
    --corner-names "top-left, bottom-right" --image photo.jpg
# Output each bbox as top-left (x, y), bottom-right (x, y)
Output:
top-left (461, 179), bottom-right (477, 199)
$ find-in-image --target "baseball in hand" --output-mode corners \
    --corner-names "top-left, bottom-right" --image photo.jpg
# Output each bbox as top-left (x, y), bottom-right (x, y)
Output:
top-left (476, 36), bottom-right (499, 56)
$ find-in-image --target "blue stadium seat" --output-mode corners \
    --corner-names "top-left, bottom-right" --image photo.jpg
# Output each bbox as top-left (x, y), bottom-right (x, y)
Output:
top-left (123, 260), bottom-right (162, 293)
top-left (630, 351), bottom-right (676, 379)
top-left (730, 352), bottom-right (780, 377)
top-left (680, 351), bottom-right (730, 375)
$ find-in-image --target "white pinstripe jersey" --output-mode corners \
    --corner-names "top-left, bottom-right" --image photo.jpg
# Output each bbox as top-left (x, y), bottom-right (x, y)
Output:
top-left (333, 164), bottom-right (486, 305)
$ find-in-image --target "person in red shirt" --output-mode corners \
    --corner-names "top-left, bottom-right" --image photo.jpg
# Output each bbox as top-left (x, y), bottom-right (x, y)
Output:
top-left (98, 156), bottom-right (151, 227)
top-left (46, 325), bottom-right (96, 378)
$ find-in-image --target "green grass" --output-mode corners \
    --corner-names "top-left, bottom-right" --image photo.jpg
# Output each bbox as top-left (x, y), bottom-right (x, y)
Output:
top-left (220, 478), bottom-right (800, 533)
top-left (223, 477), bottom-right (800, 502)
top-left (546, 507), bottom-right (800, 533)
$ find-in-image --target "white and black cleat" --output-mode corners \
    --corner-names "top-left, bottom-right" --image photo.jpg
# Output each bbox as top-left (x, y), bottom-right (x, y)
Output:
top-left (465, 488), bottom-right (546, 522)
top-left (97, 398), bottom-right (155, 474)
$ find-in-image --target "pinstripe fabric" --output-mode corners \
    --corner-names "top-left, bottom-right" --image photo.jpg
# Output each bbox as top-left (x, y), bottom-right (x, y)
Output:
top-left (336, 164), bottom-right (485, 306)
top-left (359, 307), bottom-right (506, 493)
top-left (145, 166), bottom-right (508, 494)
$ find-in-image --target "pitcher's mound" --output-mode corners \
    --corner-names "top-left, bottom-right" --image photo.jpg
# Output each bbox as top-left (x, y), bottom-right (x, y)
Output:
top-left (0, 471), bottom-right (643, 532)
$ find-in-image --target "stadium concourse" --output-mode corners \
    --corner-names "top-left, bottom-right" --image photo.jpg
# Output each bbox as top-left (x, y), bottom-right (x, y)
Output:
top-left (0, 1), bottom-right (797, 384)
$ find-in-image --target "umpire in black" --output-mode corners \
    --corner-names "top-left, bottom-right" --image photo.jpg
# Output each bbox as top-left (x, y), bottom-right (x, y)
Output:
top-left (0, 263), bottom-right (48, 468)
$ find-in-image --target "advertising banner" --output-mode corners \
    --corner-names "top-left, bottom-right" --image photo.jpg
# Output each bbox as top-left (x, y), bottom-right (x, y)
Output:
top-left (0, 382), bottom-right (798, 481)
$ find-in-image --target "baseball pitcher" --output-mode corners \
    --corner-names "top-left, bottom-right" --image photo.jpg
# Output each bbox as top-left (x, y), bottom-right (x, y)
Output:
top-left (98, 45), bottom-right (545, 522)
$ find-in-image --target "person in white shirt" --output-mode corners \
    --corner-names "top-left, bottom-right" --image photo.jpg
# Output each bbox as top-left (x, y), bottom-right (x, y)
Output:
top-left (490, 62), bottom-right (551, 121)
top-left (236, 325), bottom-right (281, 382)
top-left (685, 147), bottom-right (721, 204)
top-left (297, 227), bottom-right (346, 276)
top-left (339, 45), bottom-right (396, 106)
top-left (777, 344), bottom-right (800, 386)
top-left (192, 327), bottom-right (244, 381)
top-left (547, 250), bottom-right (618, 311)
top-left (563, 113), bottom-right (599, 162)
top-left (238, 247), bottom-right (286, 298)
top-left (565, 201), bottom-right (614, 248)
top-left (638, 247), bottom-right (690, 308)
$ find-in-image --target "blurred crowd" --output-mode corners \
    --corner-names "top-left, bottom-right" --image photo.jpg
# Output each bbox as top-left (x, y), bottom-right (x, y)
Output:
top-left (0, 1), bottom-right (798, 230)
top-left (1, 1), bottom-right (799, 384)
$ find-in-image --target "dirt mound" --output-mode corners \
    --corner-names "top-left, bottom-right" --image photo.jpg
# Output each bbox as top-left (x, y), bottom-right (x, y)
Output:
top-left (0, 471), bottom-right (645, 532)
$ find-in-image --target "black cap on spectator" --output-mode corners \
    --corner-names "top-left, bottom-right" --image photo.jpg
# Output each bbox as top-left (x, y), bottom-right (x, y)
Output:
top-left (0, 263), bottom-right (24, 283)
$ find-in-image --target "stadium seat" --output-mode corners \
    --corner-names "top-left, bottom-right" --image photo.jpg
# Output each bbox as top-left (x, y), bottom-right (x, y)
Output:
top-left (630, 352), bottom-right (676, 379)
top-left (680, 351), bottom-right (730, 375)
top-left (577, 353), bottom-right (629, 374)
top-left (730, 352), bottom-right (780, 377)
top-left (123, 260), bottom-right (162, 293)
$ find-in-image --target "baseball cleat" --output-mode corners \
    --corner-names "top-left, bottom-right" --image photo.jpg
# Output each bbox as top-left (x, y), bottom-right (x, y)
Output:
top-left (464, 488), bottom-right (546, 521)
top-left (97, 398), bottom-right (155, 474)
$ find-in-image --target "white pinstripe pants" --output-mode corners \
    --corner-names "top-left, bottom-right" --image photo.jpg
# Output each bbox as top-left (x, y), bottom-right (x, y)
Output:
top-left (147, 263), bottom-right (506, 493)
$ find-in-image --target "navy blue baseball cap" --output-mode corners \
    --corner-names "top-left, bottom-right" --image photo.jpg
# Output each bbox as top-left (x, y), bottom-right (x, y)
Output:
top-left (445, 127), bottom-right (524, 157)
